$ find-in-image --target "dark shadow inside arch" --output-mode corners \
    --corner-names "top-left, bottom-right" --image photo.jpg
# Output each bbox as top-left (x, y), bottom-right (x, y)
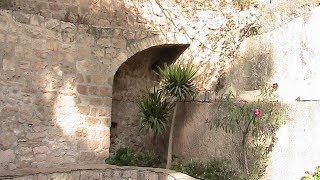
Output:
top-left (110, 44), bottom-right (189, 154)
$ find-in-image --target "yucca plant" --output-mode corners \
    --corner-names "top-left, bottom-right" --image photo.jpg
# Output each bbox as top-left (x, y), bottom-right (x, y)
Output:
top-left (136, 88), bottom-right (172, 136)
top-left (157, 64), bottom-right (198, 169)
top-left (157, 64), bottom-right (198, 100)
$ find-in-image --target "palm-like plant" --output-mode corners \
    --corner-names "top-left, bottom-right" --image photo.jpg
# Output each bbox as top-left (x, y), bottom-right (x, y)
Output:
top-left (136, 88), bottom-right (171, 135)
top-left (157, 64), bottom-right (198, 100)
top-left (157, 64), bottom-right (198, 169)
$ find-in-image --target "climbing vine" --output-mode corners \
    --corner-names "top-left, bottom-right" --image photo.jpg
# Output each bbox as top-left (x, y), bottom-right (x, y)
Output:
top-left (211, 83), bottom-right (284, 179)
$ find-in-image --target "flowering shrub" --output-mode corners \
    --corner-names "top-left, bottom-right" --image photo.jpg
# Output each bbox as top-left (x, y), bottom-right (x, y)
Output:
top-left (211, 83), bottom-right (284, 179)
top-left (302, 167), bottom-right (320, 180)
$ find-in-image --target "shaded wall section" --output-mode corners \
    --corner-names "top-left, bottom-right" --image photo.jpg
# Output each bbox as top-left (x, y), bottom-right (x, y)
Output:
top-left (111, 44), bottom-right (189, 153)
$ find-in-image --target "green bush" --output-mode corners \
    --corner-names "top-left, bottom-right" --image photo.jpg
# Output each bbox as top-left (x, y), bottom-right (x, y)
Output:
top-left (173, 159), bottom-right (240, 180)
top-left (105, 148), bottom-right (163, 168)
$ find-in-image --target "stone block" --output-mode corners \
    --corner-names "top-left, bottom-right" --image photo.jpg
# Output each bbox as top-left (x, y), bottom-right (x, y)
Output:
top-left (77, 105), bottom-right (90, 115)
top-left (86, 117), bottom-right (101, 126)
top-left (6, 34), bottom-right (18, 43)
top-left (89, 97), bottom-right (103, 106)
top-left (88, 86), bottom-right (99, 95)
top-left (47, 40), bottom-right (59, 51)
top-left (98, 107), bottom-right (111, 117)
top-left (47, 173), bottom-right (70, 180)
top-left (111, 38), bottom-right (127, 49)
top-left (0, 149), bottom-right (15, 163)
top-left (97, 38), bottom-right (111, 47)
top-left (76, 85), bottom-right (87, 95)
top-left (26, 132), bottom-right (46, 140)
top-left (37, 174), bottom-right (48, 180)
top-left (33, 146), bottom-right (49, 154)
top-left (17, 147), bottom-right (32, 155)
top-left (13, 11), bottom-right (30, 24)
top-left (99, 128), bottom-right (110, 137)
top-left (89, 107), bottom-right (98, 116)
top-left (205, 90), bottom-right (215, 102)
top-left (75, 127), bottom-right (88, 137)
top-left (79, 151), bottom-right (96, 162)
top-left (80, 170), bottom-right (100, 180)
top-left (101, 117), bottom-right (111, 127)
top-left (77, 46), bottom-right (91, 60)
top-left (92, 75), bottom-right (106, 85)
top-left (76, 73), bottom-right (84, 83)
top-left (0, 131), bottom-right (17, 150)
top-left (45, 19), bottom-right (61, 32)
top-left (19, 61), bottom-right (30, 70)
top-left (194, 91), bottom-right (205, 102)
top-left (99, 86), bottom-right (112, 97)
top-left (122, 170), bottom-right (138, 180)
top-left (30, 14), bottom-right (45, 26)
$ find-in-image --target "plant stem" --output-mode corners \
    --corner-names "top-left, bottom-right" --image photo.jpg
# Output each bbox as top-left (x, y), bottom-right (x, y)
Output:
top-left (166, 103), bottom-right (178, 169)
top-left (242, 133), bottom-right (249, 179)
top-left (242, 117), bottom-right (254, 179)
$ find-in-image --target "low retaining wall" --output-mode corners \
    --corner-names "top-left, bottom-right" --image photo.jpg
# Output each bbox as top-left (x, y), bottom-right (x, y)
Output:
top-left (0, 164), bottom-right (195, 180)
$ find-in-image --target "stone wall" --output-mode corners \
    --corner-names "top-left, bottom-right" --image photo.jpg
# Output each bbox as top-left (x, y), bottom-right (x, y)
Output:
top-left (0, 0), bottom-right (262, 90)
top-left (0, 164), bottom-right (195, 180)
top-left (0, 9), bottom-right (185, 171)
top-left (2, 0), bottom-right (320, 179)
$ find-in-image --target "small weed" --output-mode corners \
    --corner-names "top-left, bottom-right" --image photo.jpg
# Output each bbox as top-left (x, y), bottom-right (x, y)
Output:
top-left (173, 159), bottom-right (241, 180)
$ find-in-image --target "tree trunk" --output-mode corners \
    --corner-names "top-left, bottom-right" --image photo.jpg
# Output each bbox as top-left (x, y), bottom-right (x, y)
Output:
top-left (242, 133), bottom-right (249, 179)
top-left (166, 103), bottom-right (178, 169)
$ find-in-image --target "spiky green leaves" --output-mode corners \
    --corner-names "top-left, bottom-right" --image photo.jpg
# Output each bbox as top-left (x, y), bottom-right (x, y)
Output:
top-left (136, 88), bottom-right (171, 135)
top-left (157, 64), bottom-right (198, 101)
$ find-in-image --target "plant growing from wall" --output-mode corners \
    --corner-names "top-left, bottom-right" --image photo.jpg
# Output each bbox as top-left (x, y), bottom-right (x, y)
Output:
top-left (157, 64), bottom-right (198, 169)
top-left (211, 83), bottom-right (283, 179)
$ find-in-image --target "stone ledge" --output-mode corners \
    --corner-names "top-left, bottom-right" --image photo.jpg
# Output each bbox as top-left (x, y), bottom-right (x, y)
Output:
top-left (0, 164), bottom-right (196, 180)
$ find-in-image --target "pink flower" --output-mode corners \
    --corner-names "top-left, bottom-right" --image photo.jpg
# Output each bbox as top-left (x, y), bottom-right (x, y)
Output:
top-left (272, 83), bottom-right (278, 91)
top-left (305, 171), bottom-right (314, 176)
top-left (254, 108), bottom-right (262, 118)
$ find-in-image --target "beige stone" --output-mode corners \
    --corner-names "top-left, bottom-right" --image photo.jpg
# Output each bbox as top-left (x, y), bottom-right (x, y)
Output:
top-left (75, 127), bottom-right (88, 137)
top-left (33, 146), bottom-right (50, 154)
top-left (0, 149), bottom-right (15, 163)
top-left (2, 59), bottom-right (15, 71)
top-left (0, 131), bottom-right (17, 150)
top-left (111, 38), bottom-right (127, 49)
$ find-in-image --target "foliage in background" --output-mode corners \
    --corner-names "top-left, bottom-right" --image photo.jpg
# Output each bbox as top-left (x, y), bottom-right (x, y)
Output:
top-left (157, 63), bottom-right (198, 169)
top-left (173, 159), bottom-right (241, 180)
top-left (211, 83), bottom-right (283, 179)
top-left (136, 88), bottom-right (172, 135)
top-left (302, 166), bottom-right (320, 180)
top-left (105, 148), bottom-right (164, 168)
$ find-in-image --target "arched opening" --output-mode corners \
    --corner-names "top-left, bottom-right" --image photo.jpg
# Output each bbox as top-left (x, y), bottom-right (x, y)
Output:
top-left (110, 44), bottom-right (189, 154)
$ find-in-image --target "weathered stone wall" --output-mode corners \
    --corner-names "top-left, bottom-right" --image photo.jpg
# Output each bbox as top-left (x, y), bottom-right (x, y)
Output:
top-left (1, 0), bottom-right (262, 89)
top-left (2, 0), bottom-right (320, 179)
top-left (0, 9), bottom-right (186, 171)
top-left (0, 164), bottom-right (195, 180)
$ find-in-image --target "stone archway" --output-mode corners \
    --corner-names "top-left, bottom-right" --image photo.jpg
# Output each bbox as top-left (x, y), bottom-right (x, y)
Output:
top-left (110, 44), bottom-right (189, 154)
